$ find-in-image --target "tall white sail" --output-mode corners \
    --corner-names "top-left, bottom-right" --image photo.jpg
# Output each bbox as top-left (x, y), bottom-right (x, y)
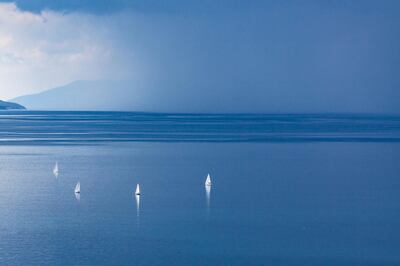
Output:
top-left (75, 182), bottom-right (80, 193)
top-left (205, 174), bottom-right (212, 186)
top-left (135, 184), bottom-right (140, 195)
top-left (53, 161), bottom-right (59, 177)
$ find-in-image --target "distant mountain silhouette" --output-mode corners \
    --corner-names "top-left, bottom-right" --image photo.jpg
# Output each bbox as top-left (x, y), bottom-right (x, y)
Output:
top-left (0, 100), bottom-right (26, 110)
top-left (10, 79), bottom-right (257, 112)
top-left (11, 80), bottom-right (143, 111)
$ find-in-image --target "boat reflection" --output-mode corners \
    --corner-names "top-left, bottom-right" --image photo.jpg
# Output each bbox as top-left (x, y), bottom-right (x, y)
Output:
top-left (74, 192), bottom-right (80, 201)
top-left (135, 194), bottom-right (140, 215)
top-left (53, 161), bottom-right (59, 178)
top-left (205, 184), bottom-right (211, 209)
top-left (135, 194), bottom-right (140, 227)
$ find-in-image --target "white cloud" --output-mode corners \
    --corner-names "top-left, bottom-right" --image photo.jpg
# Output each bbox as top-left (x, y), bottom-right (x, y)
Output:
top-left (0, 2), bottom-right (131, 99)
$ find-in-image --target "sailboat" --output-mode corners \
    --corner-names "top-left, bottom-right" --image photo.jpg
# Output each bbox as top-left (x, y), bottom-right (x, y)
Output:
top-left (135, 184), bottom-right (140, 195)
top-left (75, 182), bottom-right (80, 194)
top-left (53, 161), bottom-right (59, 176)
top-left (205, 174), bottom-right (212, 186)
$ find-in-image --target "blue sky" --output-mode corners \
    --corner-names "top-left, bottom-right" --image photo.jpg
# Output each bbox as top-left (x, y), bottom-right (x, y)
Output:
top-left (0, 0), bottom-right (399, 112)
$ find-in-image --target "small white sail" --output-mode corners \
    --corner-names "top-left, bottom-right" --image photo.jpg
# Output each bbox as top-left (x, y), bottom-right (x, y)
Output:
top-left (205, 174), bottom-right (212, 186)
top-left (53, 161), bottom-right (59, 176)
top-left (135, 184), bottom-right (140, 195)
top-left (75, 182), bottom-right (80, 193)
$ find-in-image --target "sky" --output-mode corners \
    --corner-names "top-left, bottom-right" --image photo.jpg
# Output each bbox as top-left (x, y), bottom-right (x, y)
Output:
top-left (0, 0), bottom-right (400, 113)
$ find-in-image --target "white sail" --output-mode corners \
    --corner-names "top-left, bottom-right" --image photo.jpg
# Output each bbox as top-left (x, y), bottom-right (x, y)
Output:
top-left (205, 174), bottom-right (212, 186)
top-left (135, 184), bottom-right (140, 195)
top-left (75, 182), bottom-right (80, 193)
top-left (53, 161), bottom-right (59, 176)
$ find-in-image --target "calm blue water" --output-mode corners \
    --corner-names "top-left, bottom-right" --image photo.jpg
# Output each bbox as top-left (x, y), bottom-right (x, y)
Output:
top-left (1, 111), bottom-right (400, 144)
top-left (0, 112), bottom-right (400, 265)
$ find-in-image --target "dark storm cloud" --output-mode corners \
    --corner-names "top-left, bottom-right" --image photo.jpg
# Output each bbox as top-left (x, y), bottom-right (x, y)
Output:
top-left (2, 0), bottom-right (400, 112)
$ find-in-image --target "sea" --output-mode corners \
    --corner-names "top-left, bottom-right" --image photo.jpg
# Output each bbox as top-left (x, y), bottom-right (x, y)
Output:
top-left (0, 111), bottom-right (399, 265)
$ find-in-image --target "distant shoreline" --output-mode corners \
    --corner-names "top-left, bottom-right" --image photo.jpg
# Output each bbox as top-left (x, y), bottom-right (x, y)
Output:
top-left (0, 100), bottom-right (26, 110)
top-left (0, 110), bottom-right (400, 117)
